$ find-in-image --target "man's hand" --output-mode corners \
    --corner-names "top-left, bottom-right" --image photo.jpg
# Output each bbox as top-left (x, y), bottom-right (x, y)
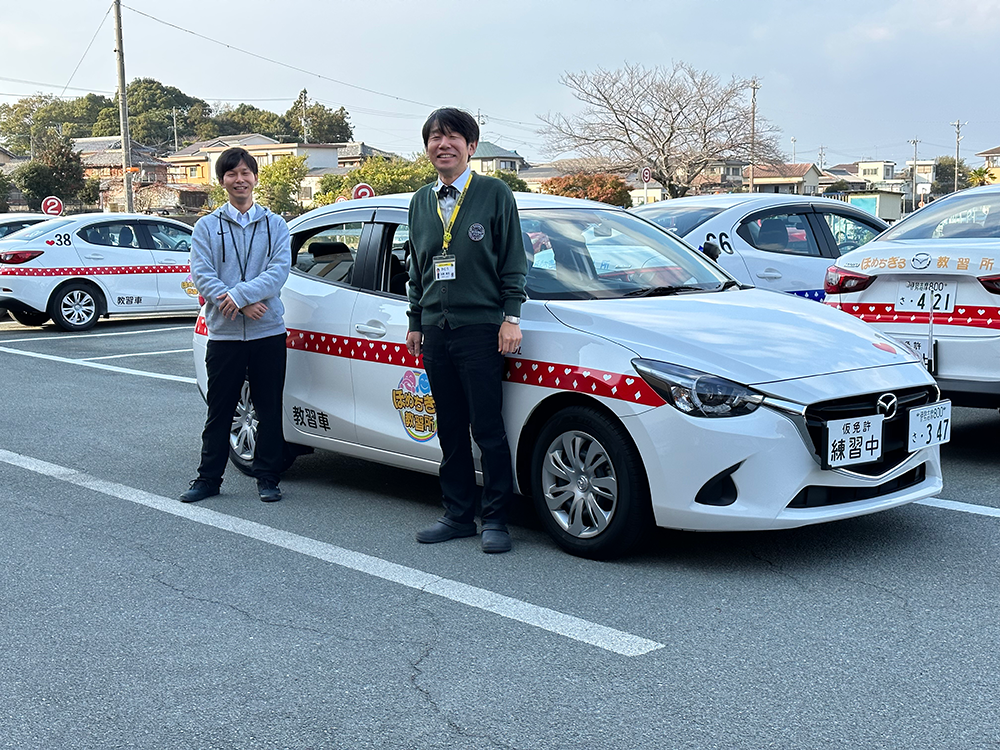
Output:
top-left (216, 292), bottom-right (240, 320)
top-left (499, 321), bottom-right (521, 354)
top-left (406, 331), bottom-right (423, 357)
top-left (241, 302), bottom-right (268, 320)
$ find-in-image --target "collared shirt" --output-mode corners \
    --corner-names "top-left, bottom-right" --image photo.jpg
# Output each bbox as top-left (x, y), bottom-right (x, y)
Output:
top-left (225, 201), bottom-right (264, 227)
top-left (435, 165), bottom-right (472, 226)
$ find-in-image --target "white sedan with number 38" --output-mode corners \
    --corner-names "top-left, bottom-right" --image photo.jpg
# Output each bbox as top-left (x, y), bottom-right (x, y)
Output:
top-left (195, 193), bottom-right (949, 559)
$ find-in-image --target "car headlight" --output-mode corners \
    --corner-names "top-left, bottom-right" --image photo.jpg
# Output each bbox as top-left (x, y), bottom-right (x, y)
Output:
top-left (632, 359), bottom-right (763, 417)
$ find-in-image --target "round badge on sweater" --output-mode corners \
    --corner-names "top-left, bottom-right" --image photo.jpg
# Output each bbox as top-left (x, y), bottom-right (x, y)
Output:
top-left (468, 223), bottom-right (485, 241)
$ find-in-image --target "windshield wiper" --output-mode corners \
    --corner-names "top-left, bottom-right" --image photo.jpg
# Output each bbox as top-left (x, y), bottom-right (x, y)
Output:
top-left (624, 285), bottom-right (706, 297)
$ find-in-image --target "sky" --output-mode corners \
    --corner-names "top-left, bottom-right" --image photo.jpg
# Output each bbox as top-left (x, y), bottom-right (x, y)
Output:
top-left (3, 0), bottom-right (999, 171)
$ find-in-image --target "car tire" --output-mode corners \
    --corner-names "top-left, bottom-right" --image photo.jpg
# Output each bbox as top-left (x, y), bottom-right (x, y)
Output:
top-left (48, 282), bottom-right (102, 332)
top-left (531, 405), bottom-right (651, 560)
top-left (228, 380), bottom-right (300, 476)
top-left (10, 309), bottom-right (50, 327)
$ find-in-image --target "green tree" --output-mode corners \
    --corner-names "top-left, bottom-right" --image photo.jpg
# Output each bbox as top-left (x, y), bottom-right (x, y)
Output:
top-left (932, 156), bottom-right (971, 195)
top-left (214, 103), bottom-right (290, 140)
top-left (969, 166), bottom-right (993, 187)
top-left (91, 106), bottom-right (121, 137)
top-left (0, 93), bottom-right (59, 156)
top-left (493, 169), bottom-right (529, 192)
top-left (285, 90), bottom-right (353, 143)
top-left (208, 183), bottom-right (228, 209)
top-left (78, 177), bottom-right (101, 206)
top-left (313, 155), bottom-right (435, 205)
top-left (12, 135), bottom-right (85, 209)
top-left (0, 170), bottom-right (11, 212)
top-left (257, 154), bottom-right (308, 214)
top-left (34, 93), bottom-right (114, 140)
top-left (541, 173), bottom-right (633, 207)
top-left (824, 179), bottom-right (853, 194)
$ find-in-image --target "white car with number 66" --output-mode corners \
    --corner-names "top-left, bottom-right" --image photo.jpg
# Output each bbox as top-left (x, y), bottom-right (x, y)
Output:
top-left (194, 193), bottom-right (949, 559)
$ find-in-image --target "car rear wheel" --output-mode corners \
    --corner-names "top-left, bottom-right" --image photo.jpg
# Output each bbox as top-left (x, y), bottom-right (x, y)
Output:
top-left (48, 282), bottom-right (102, 332)
top-left (531, 405), bottom-right (651, 560)
top-left (228, 380), bottom-right (301, 476)
top-left (11, 309), bottom-right (50, 327)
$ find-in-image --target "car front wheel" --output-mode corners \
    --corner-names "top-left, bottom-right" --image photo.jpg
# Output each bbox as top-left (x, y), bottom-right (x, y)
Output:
top-left (531, 406), bottom-right (651, 560)
top-left (48, 282), bottom-right (102, 332)
top-left (228, 380), bottom-right (301, 476)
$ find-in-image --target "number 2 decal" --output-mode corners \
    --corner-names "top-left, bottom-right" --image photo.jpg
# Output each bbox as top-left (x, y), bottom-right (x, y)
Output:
top-left (705, 232), bottom-right (734, 254)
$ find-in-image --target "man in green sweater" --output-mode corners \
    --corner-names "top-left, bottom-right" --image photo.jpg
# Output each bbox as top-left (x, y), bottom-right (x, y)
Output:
top-left (405, 108), bottom-right (527, 554)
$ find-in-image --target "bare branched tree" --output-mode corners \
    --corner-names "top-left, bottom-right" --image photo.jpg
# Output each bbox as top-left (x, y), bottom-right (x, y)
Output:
top-left (540, 62), bottom-right (784, 198)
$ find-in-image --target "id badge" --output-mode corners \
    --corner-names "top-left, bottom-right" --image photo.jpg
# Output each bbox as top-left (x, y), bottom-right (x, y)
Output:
top-left (433, 254), bottom-right (456, 281)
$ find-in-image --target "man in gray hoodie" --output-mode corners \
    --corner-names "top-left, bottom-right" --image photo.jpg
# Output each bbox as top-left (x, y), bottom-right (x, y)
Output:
top-left (181, 147), bottom-right (291, 503)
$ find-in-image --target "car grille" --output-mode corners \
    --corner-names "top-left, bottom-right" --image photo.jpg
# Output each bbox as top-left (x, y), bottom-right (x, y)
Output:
top-left (788, 464), bottom-right (927, 508)
top-left (804, 385), bottom-right (938, 477)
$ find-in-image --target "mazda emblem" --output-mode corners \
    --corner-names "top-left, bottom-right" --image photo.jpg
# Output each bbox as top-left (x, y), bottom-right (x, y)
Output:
top-left (876, 393), bottom-right (898, 419)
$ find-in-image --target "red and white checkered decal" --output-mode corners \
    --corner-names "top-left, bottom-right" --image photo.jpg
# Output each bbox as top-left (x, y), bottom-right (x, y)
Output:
top-left (829, 301), bottom-right (1000, 330)
top-left (194, 321), bottom-right (664, 407)
top-left (0, 265), bottom-right (190, 277)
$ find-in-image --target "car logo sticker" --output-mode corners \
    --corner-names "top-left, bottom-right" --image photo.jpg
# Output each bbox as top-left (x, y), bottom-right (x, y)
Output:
top-left (393, 370), bottom-right (437, 442)
top-left (468, 223), bottom-right (485, 241)
top-left (911, 253), bottom-right (931, 269)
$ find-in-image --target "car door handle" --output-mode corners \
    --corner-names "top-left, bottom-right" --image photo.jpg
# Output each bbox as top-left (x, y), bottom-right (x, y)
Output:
top-left (157, 259), bottom-right (177, 265)
top-left (84, 253), bottom-right (104, 260)
top-left (756, 270), bottom-right (783, 280)
top-left (355, 323), bottom-right (387, 338)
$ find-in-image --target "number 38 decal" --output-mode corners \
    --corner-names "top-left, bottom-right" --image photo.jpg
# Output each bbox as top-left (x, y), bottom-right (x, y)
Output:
top-left (52, 233), bottom-right (72, 246)
top-left (705, 232), bottom-right (734, 254)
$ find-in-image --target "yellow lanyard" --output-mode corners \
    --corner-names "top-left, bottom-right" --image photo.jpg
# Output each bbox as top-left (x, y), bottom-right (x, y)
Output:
top-left (436, 173), bottom-right (473, 254)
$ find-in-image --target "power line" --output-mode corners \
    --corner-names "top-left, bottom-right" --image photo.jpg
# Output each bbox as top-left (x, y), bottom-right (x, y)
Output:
top-left (62, 4), bottom-right (113, 96)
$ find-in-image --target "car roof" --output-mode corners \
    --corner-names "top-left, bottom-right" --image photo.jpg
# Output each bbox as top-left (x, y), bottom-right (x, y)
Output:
top-left (23, 213), bottom-right (192, 228)
top-left (0, 213), bottom-right (48, 222)
top-left (288, 191), bottom-right (623, 230)
top-left (632, 193), bottom-right (854, 212)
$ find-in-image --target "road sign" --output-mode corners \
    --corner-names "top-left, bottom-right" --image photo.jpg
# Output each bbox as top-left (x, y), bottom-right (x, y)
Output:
top-left (640, 167), bottom-right (652, 184)
top-left (352, 183), bottom-right (375, 200)
top-left (335, 196), bottom-right (348, 203)
top-left (41, 196), bottom-right (64, 216)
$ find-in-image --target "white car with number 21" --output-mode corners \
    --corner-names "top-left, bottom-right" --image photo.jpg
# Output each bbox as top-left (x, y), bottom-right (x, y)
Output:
top-left (194, 193), bottom-right (950, 559)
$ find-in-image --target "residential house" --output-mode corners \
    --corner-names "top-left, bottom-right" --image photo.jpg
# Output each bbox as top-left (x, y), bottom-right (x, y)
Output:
top-left (469, 142), bottom-right (527, 176)
top-left (165, 133), bottom-right (279, 184)
top-left (745, 163), bottom-right (822, 194)
top-left (975, 145), bottom-right (1000, 183)
top-left (691, 159), bottom-right (747, 193)
top-left (904, 159), bottom-right (936, 199)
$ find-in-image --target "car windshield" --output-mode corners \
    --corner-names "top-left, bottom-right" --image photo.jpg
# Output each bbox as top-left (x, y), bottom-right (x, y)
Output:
top-left (880, 191), bottom-right (1000, 241)
top-left (631, 204), bottom-right (726, 236)
top-left (3, 219), bottom-right (74, 241)
top-left (519, 208), bottom-right (731, 300)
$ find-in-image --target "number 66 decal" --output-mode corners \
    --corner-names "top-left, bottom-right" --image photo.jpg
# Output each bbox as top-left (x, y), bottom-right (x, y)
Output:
top-left (705, 232), bottom-right (734, 254)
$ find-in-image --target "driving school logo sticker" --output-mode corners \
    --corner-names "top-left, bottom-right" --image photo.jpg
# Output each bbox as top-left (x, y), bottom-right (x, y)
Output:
top-left (181, 273), bottom-right (199, 297)
top-left (392, 370), bottom-right (437, 442)
top-left (468, 223), bottom-right (485, 242)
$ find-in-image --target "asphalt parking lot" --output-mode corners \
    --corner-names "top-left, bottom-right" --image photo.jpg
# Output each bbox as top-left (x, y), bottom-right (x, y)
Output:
top-left (1, 315), bottom-right (998, 750)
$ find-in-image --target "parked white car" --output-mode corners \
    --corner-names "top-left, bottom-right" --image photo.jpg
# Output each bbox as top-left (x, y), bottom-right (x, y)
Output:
top-left (826, 185), bottom-right (1000, 407)
top-left (194, 193), bottom-right (948, 559)
top-left (0, 213), bottom-right (49, 239)
top-left (0, 213), bottom-right (199, 330)
top-left (633, 194), bottom-right (887, 300)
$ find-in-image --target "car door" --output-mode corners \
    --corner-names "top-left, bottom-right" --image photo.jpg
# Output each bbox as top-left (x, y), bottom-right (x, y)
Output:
top-left (282, 209), bottom-right (373, 445)
top-left (349, 208), bottom-right (442, 461)
top-left (137, 220), bottom-right (197, 309)
top-left (73, 220), bottom-right (159, 311)
top-left (733, 208), bottom-right (831, 299)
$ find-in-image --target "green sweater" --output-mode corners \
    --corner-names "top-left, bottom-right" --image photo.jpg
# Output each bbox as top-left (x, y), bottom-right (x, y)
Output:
top-left (407, 173), bottom-right (527, 333)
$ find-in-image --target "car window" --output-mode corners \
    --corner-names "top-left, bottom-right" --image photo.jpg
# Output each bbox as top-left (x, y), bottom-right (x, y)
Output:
top-left (880, 192), bottom-right (1000, 240)
top-left (520, 208), bottom-right (729, 300)
top-left (633, 204), bottom-right (726, 235)
top-left (736, 212), bottom-right (821, 256)
top-left (295, 222), bottom-right (363, 284)
top-left (145, 222), bottom-right (192, 251)
top-left (381, 223), bottom-right (409, 296)
top-left (0, 221), bottom-right (42, 238)
top-left (5, 219), bottom-right (74, 241)
top-left (822, 213), bottom-right (881, 255)
top-left (79, 222), bottom-right (142, 249)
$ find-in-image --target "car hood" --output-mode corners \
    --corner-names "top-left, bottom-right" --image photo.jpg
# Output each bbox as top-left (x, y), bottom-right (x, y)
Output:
top-left (544, 288), bottom-right (916, 386)
top-left (837, 238), bottom-right (1000, 276)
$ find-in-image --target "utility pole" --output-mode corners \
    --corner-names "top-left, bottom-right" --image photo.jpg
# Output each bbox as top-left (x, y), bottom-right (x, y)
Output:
top-left (951, 119), bottom-right (966, 193)
top-left (301, 89), bottom-right (309, 144)
top-left (910, 138), bottom-right (920, 207)
top-left (790, 136), bottom-right (796, 163)
top-left (172, 107), bottom-right (179, 152)
top-left (817, 145), bottom-right (826, 171)
top-left (113, 0), bottom-right (133, 212)
top-left (748, 78), bottom-right (760, 193)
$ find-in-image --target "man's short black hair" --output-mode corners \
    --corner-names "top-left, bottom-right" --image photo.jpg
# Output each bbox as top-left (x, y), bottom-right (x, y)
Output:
top-left (421, 108), bottom-right (479, 147)
top-left (215, 147), bottom-right (258, 183)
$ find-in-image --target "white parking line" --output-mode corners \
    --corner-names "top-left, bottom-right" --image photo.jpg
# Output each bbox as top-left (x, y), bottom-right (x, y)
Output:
top-left (83, 348), bottom-right (193, 361)
top-left (0, 448), bottom-right (665, 658)
top-left (0, 346), bottom-right (196, 384)
top-left (0, 325), bottom-right (193, 345)
top-left (917, 497), bottom-right (1000, 519)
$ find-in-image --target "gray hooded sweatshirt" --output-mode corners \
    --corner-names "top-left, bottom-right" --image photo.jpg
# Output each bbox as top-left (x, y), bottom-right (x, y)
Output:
top-left (191, 204), bottom-right (291, 341)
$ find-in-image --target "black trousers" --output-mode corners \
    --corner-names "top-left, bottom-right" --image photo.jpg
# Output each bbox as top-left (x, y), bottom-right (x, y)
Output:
top-left (421, 323), bottom-right (513, 527)
top-left (198, 333), bottom-right (287, 484)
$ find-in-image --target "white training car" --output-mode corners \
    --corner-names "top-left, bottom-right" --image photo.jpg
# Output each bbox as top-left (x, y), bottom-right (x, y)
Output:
top-left (827, 184), bottom-right (1000, 407)
top-left (0, 213), bottom-right (199, 330)
top-left (632, 194), bottom-right (887, 301)
top-left (194, 193), bottom-right (948, 559)
top-left (0, 213), bottom-right (49, 239)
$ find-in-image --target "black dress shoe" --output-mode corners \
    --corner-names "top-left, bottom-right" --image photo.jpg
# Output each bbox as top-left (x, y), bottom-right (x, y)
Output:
top-left (180, 479), bottom-right (220, 503)
top-left (416, 518), bottom-right (478, 544)
top-left (257, 478), bottom-right (282, 503)
top-left (481, 527), bottom-right (512, 554)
